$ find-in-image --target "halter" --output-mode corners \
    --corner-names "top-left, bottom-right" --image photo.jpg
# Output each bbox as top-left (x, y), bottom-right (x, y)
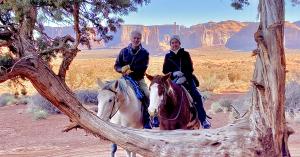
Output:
top-left (158, 83), bottom-right (184, 121)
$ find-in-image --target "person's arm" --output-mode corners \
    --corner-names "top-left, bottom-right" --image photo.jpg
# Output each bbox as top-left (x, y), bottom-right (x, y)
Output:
top-left (114, 49), bottom-right (125, 73)
top-left (163, 55), bottom-right (171, 74)
top-left (183, 51), bottom-right (194, 81)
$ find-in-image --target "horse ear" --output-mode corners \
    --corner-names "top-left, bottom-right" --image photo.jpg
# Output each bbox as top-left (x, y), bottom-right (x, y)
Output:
top-left (145, 73), bottom-right (154, 81)
top-left (96, 78), bottom-right (104, 88)
top-left (163, 72), bottom-right (171, 81)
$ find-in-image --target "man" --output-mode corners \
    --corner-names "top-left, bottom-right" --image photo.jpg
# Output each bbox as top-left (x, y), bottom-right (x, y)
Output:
top-left (162, 35), bottom-right (211, 129)
top-left (114, 30), bottom-right (151, 129)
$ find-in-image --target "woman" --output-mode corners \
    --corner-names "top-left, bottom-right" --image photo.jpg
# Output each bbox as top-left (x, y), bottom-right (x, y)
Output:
top-left (162, 35), bottom-right (211, 129)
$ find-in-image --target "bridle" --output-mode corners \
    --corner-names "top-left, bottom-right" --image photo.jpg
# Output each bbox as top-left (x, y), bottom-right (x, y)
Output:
top-left (157, 82), bottom-right (184, 121)
top-left (105, 89), bottom-right (121, 119)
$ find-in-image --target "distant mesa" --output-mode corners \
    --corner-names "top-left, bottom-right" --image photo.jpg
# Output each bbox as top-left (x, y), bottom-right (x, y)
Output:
top-left (294, 21), bottom-right (300, 27)
top-left (44, 20), bottom-right (300, 52)
top-left (225, 22), bottom-right (258, 51)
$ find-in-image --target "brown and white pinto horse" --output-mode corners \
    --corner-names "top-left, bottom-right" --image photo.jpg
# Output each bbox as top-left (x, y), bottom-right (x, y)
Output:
top-left (146, 73), bottom-right (199, 130)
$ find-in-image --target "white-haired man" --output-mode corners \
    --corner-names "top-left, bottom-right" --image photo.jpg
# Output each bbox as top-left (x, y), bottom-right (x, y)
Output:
top-left (114, 30), bottom-right (151, 129)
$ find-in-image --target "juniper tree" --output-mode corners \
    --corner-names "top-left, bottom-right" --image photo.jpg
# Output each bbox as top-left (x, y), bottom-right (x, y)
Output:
top-left (0, 0), bottom-right (298, 156)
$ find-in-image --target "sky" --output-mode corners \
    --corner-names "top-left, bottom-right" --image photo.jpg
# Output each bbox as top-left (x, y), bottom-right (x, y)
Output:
top-left (122, 0), bottom-right (300, 27)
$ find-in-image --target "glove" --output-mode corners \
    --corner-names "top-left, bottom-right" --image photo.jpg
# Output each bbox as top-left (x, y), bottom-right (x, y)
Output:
top-left (175, 76), bottom-right (186, 85)
top-left (173, 71), bottom-right (184, 77)
top-left (121, 65), bottom-right (132, 75)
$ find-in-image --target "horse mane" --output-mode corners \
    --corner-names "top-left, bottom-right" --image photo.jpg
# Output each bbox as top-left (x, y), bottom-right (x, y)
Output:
top-left (101, 78), bottom-right (130, 98)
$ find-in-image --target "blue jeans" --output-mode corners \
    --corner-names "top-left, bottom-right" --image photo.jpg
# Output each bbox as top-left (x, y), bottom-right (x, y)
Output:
top-left (183, 80), bottom-right (207, 123)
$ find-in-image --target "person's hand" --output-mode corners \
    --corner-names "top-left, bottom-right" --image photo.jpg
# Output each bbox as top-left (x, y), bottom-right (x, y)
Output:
top-left (121, 65), bottom-right (132, 75)
top-left (175, 76), bottom-right (186, 84)
top-left (173, 71), bottom-right (184, 77)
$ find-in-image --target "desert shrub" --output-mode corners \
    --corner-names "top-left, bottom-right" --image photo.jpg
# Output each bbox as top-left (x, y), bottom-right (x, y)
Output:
top-left (28, 94), bottom-right (61, 114)
top-left (16, 95), bottom-right (30, 105)
top-left (0, 93), bottom-right (18, 107)
top-left (26, 104), bottom-right (49, 120)
top-left (20, 88), bottom-right (28, 96)
top-left (66, 65), bottom-right (99, 90)
top-left (199, 74), bottom-right (219, 92)
top-left (200, 90), bottom-right (213, 102)
top-left (75, 89), bottom-right (98, 105)
top-left (285, 81), bottom-right (300, 118)
top-left (216, 73), bottom-right (227, 81)
top-left (228, 72), bottom-right (241, 83)
top-left (219, 98), bottom-right (233, 112)
top-left (26, 89), bottom-right (98, 117)
top-left (210, 101), bottom-right (223, 114)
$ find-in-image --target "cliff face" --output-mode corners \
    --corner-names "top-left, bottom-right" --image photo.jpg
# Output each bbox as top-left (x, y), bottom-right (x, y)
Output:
top-left (188, 21), bottom-right (247, 47)
top-left (107, 21), bottom-right (246, 50)
top-left (225, 23), bottom-right (258, 51)
top-left (226, 22), bottom-right (300, 50)
top-left (285, 22), bottom-right (300, 49)
top-left (44, 20), bottom-right (300, 51)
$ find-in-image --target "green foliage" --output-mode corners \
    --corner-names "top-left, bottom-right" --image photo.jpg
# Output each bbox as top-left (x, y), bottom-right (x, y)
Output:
top-left (231, 0), bottom-right (249, 10)
top-left (291, 0), bottom-right (300, 6)
top-left (1, 0), bottom-right (149, 61)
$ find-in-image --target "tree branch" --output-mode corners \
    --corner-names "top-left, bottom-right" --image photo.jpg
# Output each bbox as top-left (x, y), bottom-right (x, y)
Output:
top-left (72, 1), bottom-right (81, 49)
top-left (0, 70), bottom-right (19, 83)
top-left (57, 2), bottom-right (81, 81)
top-left (40, 35), bottom-right (75, 55)
top-left (58, 48), bottom-right (78, 81)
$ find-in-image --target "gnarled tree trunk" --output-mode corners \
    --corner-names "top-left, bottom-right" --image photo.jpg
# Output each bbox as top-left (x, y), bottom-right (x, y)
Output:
top-left (0, 0), bottom-right (293, 156)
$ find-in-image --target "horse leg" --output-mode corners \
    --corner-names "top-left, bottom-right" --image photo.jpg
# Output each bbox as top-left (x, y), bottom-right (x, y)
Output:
top-left (125, 149), bottom-right (131, 157)
top-left (111, 143), bottom-right (117, 157)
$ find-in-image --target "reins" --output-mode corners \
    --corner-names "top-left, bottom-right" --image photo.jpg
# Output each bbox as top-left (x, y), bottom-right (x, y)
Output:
top-left (158, 84), bottom-right (184, 121)
top-left (106, 89), bottom-right (121, 119)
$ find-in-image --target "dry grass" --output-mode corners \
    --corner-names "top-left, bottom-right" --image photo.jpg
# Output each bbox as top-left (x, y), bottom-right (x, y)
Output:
top-left (1, 47), bottom-right (300, 95)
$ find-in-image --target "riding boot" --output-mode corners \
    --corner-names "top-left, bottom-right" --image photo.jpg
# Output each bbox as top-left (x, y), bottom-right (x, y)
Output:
top-left (151, 110), bottom-right (160, 128)
top-left (143, 108), bottom-right (152, 129)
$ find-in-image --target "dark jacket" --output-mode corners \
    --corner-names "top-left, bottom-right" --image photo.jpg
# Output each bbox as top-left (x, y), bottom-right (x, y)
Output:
top-left (114, 44), bottom-right (149, 81)
top-left (162, 48), bottom-right (194, 84)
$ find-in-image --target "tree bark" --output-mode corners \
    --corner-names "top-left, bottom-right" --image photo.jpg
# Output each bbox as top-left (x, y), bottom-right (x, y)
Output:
top-left (0, 0), bottom-right (292, 156)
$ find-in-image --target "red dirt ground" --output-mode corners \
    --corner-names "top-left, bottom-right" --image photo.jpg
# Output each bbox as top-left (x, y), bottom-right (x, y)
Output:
top-left (0, 93), bottom-right (299, 157)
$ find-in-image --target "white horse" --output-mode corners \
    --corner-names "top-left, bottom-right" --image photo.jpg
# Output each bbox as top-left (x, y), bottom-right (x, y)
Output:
top-left (97, 78), bottom-right (143, 157)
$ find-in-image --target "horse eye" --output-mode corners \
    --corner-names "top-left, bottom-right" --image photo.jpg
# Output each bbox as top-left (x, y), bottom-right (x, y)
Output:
top-left (109, 99), bottom-right (112, 102)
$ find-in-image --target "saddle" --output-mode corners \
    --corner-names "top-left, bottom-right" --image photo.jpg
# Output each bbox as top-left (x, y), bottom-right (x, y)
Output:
top-left (123, 76), bottom-right (145, 101)
top-left (180, 85), bottom-right (200, 129)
